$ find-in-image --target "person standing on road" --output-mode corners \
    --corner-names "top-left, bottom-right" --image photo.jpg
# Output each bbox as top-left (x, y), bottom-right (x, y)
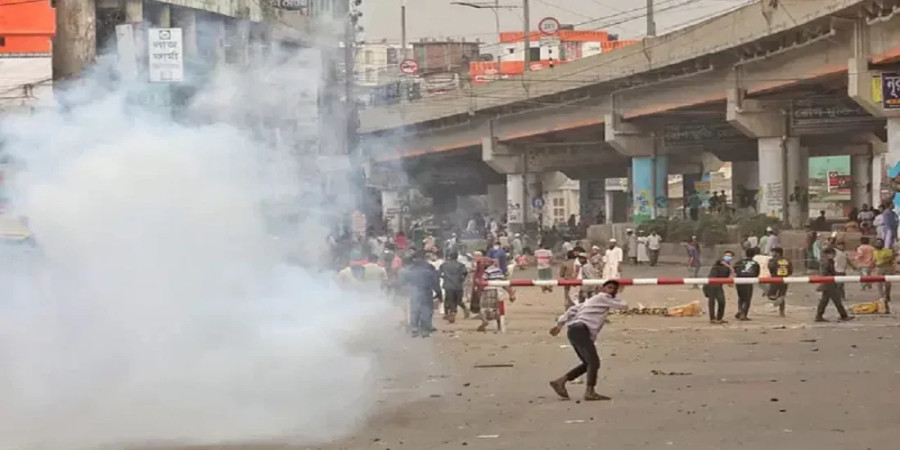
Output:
top-left (686, 237), bottom-right (702, 289)
top-left (873, 238), bottom-right (893, 313)
top-left (637, 232), bottom-right (650, 265)
top-left (577, 251), bottom-right (599, 302)
top-left (559, 249), bottom-right (579, 309)
top-left (648, 230), bottom-right (662, 266)
top-left (703, 253), bottom-right (733, 324)
top-left (816, 248), bottom-right (854, 322)
top-left (534, 241), bottom-right (554, 293)
top-left (763, 227), bottom-right (779, 256)
top-left (626, 229), bottom-right (638, 264)
top-left (733, 248), bottom-right (761, 321)
top-left (883, 202), bottom-right (898, 249)
top-left (440, 251), bottom-right (468, 324)
top-left (602, 238), bottom-right (624, 280)
top-left (400, 252), bottom-right (443, 338)
top-left (767, 247), bottom-right (793, 318)
top-left (856, 236), bottom-right (876, 291)
top-left (548, 280), bottom-right (627, 401)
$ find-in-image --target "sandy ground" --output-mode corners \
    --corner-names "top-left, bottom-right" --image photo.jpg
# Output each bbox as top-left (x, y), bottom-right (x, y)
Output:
top-left (179, 264), bottom-right (900, 450)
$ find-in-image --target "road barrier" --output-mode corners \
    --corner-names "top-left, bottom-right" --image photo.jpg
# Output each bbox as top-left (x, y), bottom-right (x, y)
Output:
top-left (482, 275), bottom-right (900, 288)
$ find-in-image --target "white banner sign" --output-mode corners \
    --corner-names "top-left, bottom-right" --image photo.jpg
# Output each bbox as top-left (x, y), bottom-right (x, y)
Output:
top-left (148, 28), bottom-right (184, 83)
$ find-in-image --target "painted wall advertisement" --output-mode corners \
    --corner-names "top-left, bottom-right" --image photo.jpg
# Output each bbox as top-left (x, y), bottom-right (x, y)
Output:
top-left (631, 157), bottom-right (668, 224)
top-left (826, 171), bottom-right (852, 195)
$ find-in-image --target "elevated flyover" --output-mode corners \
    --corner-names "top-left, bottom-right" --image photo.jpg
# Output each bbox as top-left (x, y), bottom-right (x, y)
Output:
top-left (362, 0), bottom-right (900, 228)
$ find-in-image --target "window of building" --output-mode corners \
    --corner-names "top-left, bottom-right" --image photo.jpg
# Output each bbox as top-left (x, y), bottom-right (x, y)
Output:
top-left (365, 68), bottom-right (375, 83)
top-left (0, 37), bottom-right (5, 47)
top-left (528, 47), bottom-right (541, 62)
top-left (552, 197), bottom-right (566, 223)
top-left (364, 50), bottom-right (373, 64)
top-left (386, 47), bottom-right (398, 64)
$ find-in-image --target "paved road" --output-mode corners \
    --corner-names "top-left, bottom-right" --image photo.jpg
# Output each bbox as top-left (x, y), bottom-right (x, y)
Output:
top-left (169, 264), bottom-right (900, 450)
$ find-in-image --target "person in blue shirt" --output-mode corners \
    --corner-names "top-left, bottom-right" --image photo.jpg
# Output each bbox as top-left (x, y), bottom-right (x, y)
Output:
top-left (486, 242), bottom-right (508, 275)
top-left (400, 251), bottom-right (443, 337)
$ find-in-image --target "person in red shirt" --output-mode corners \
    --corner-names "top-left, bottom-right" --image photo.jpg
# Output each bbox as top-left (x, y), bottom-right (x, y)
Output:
top-left (394, 231), bottom-right (408, 251)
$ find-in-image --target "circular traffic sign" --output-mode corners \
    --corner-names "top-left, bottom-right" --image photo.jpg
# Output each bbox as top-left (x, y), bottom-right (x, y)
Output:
top-left (538, 17), bottom-right (561, 35)
top-left (399, 59), bottom-right (419, 75)
top-left (531, 196), bottom-right (545, 210)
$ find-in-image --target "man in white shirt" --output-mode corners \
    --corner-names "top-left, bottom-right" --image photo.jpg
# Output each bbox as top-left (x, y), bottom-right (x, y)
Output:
top-left (602, 239), bottom-right (624, 280)
top-left (647, 231), bottom-right (662, 266)
top-left (548, 280), bottom-right (627, 401)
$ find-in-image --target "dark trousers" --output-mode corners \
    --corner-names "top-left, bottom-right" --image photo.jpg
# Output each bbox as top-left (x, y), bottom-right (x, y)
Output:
top-left (650, 249), bottom-right (660, 266)
top-left (445, 289), bottom-right (463, 314)
top-left (706, 287), bottom-right (725, 321)
top-left (816, 286), bottom-right (849, 319)
top-left (565, 322), bottom-right (600, 387)
top-left (736, 285), bottom-right (754, 318)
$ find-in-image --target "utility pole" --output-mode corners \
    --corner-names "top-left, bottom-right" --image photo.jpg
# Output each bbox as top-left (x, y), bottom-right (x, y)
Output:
top-left (401, 0), bottom-right (407, 59)
top-left (522, 0), bottom-right (530, 71)
top-left (646, 0), bottom-right (656, 37)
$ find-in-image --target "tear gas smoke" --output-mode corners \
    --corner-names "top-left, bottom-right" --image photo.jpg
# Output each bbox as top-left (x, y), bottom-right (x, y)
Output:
top-left (0, 36), bottom-right (424, 450)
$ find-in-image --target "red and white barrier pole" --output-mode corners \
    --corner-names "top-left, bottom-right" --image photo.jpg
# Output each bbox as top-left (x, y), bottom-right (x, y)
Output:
top-left (483, 275), bottom-right (900, 288)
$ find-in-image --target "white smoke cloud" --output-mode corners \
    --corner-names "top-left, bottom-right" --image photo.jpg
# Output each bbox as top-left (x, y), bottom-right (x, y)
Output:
top-left (0, 32), bottom-right (426, 450)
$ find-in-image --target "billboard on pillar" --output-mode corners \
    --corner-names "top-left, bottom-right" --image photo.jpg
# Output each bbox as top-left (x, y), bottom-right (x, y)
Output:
top-left (148, 28), bottom-right (184, 83)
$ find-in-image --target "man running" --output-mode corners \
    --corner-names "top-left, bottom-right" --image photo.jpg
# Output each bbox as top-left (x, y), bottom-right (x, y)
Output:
top-left (548, 280), bottom-right (627, 401)
top-left (767, 247), bottom-right (793, 318)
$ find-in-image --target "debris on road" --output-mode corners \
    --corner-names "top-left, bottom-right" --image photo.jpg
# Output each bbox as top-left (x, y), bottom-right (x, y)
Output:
top-left (651, 369), bottom-right (692, 376)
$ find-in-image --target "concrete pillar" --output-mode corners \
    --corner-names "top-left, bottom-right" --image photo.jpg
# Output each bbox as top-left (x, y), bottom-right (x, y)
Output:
top-left (172, 8), bottom-right (198, 59)
top-left (53, 0), bottom-right (97, 80)
top-left (758, 137), bottom-right (795, 219)
top-left (887, 118), bottom-right (900, 208)
top-left (487, 184), bottom-right (506, 218)
top-left (604, 188), bottom-right (613, 224)
top-left (381, 190), bottom-right (402, 233)
top-left (873, 154), bottom-right (884, 207)
top-left (506, 173), bottom-right (539, 232)
top-left (124, 0), bottom-right (143, 22)
top-left (851, 153), bottom-right (871, 208)
top-left (731, 161), bottom-right (760, 210)
top-left (631, 156), bottom-right (668, 224)
top-left (786, 145), bottom-right (809, 228)
top-left (156, 4), bottom-right (171, 27)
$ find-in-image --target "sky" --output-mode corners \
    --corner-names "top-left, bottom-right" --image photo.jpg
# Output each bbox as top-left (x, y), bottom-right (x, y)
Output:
top-left (362, 0), bottom-right (754, 49)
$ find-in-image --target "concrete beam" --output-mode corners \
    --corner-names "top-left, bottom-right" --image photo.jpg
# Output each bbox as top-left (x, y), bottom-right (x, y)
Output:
top-left (525, 145), bottom-right (625, 172)
top-left (604, 114), bottom-right (655, 157)
top-left (726, 89), bottom-right (787, 138)
top-left (848, 16), bottom-right (887, 117)
top-left (482, 137), bottom-right (522, 174)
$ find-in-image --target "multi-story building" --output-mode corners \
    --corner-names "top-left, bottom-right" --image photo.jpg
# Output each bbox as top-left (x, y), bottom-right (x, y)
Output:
top-left (470, 29), bottom-right (637, 85)
top-left (0, 0), bottom-right (55, 115)
top-left (355, 40), bottom-right (407, 87)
